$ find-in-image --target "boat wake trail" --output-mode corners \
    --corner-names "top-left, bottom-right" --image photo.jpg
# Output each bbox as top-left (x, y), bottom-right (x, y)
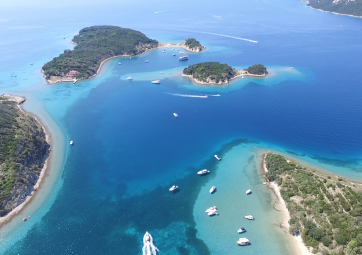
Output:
top-left (184, 30), bottom-right (258, 43)
top-left (142, 232), bottom-right (159, 255)
top-left (166, 93), bottom-right (208, 98)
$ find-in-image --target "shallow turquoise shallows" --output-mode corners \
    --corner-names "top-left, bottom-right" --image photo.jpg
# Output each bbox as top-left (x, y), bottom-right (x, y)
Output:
top-left (1, 0), bottom-right (362, 254)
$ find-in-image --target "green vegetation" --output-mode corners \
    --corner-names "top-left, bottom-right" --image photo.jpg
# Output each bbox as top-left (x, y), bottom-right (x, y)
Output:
top-left (42, 26), bottom-right (158, 80)
top-left (265, 153), bottom-right (362, 254)
top-left (307, 0), bottom-right (362, 17)
top-left (185, 38), bottom-right (202, 49)
top-left (245, 64), bottom-right (267, 75)
top-left (183, 62), bottom-right (236, 84)
top-left (0, 96), bottom-right (49, 216)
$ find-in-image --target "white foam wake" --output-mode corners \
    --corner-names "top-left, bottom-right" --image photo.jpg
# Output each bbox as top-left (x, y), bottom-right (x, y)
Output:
top-left (184, 30), bottom-right (258, 43)
top-left (166, 93), bottom-right (208, 98)
top-left (142, 232), bottom-right (159, 255)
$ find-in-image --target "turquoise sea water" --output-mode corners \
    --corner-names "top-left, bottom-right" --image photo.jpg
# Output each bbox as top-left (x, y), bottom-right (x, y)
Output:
top-left (1, 0), bottom-right (362, 254)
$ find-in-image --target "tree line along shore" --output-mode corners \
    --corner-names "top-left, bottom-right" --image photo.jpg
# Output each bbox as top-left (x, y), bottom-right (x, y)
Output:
top-left (0, 95), bottom-right (49, 217)
top-left (264, 153), bottom-right (362, 255)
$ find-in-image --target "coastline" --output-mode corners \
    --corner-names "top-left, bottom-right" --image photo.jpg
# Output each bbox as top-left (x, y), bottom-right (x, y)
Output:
top-left (45, 41), bottom-right (206, 85)
top-left (303, 1), bottom-right (362, 19)
top-left (0, 94), bottom-right (53, 229)
top-left (261, 152), bottom-right (312, 255)
top-left (181, 70), bottom-right (267, 86)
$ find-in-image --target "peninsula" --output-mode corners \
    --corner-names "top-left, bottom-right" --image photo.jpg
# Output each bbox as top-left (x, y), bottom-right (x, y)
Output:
top-left (0, 95), bottom-right (50, 217)
top-left (42, 26), bottom-right (206, 84)
top-left (182, 62), bottom-right (267, 85)
top-left (263, 153), bottom-right (362, 254)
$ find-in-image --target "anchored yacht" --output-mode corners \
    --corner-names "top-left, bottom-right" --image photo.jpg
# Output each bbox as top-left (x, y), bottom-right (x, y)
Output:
top-left (173, 113), bottom-right (178, 118)
top-left (205, 206), bottom-right (217, 213)
top-left (127, 76), bottom-right (133, 80)
top-left (197, 169), bottom-right (210, 175)
top-left (214, 155), bottom-right (221, 161)
top-left (145, 60), bottom-right (148, 63)
top-left (246, 189), bottom-right (252, 195)
top-left (179, 55), bottom-right (188, 61)
top-left (209, 186), bottom-right (216, 194)
top-left (118, 62), bottom-right (121, 65)
top-left (151, 80), bottom-right (161, 84)
top-left (169, 185), bottom-right (178, 192)
top-left (73, 79), bottom-right (77, 84)
top-left (236, 238), bottom-right (250, 246)
top-left (70, 141), bottom-right (73, 145)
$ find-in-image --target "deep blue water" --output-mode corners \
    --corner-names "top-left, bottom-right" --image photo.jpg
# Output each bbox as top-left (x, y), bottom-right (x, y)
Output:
top-left (1, 0), bottom-right (362, 254)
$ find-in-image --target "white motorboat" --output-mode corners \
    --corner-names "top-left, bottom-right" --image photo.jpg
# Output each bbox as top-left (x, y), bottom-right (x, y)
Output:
top-left (127, 76), bottom-right (133, 80)
top-left (246, 189), bottom-right (252, 195)
top-left (236, 237), bottom-right (250, 246)
top-left (214, 155), bottom-right (221, 161)
top-left (209, 186), bottom-right (216, 194)
top-left (30, 63), bottom-right (33, 65)
top-left (208, 209), bottom-right (219, 216)
top-left (197, 169), bottom-right (210, 175)
top-left (245, 215), bottom-right (254, 220)
top-left (142, 232), bottom-right (159, 254)
top-left (169, 185), bottom-right (178, 192)
top-left (73, 79), bottom-right (77, 84)
top-left (70, 141), bottom-right (73, 145)
top-left (145, 60), bottom-right (148, 63)
top-left (173, 54), bottom-right (175, 56)
top-left (263, 182), bottom-right (266, 185)
top-left (173, 113), bottom-right (178, 118)
top-left (205, 206), bottom-right (217, 213)
top-left (161, 72), bottom-right (163, 74)
top-left (242, 76), bottom-right (245, 79)
top-left (151, 80), bottom-right (161, 84)
top-left (292, 67), bottom-right (294, 69)
top-left (118, 62), bottom-right (121, 65)
top-left (130, 57), bottom-right (132, 59)
top-left (238, 227), bottom-right (246, 233)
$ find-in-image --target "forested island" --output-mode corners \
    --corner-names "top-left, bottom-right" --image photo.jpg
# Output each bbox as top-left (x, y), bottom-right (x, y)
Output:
top-left (0, 95), bottom-right (49, 217)
top-left (306, 0), bottom-right (362, 17)
top-left (43, 26), bottom-right (159, 83)
top-left (264, 153), bottom-right (362, 254)
top-left (184, 38), bottom-right (206, 52)
top-left (182, 62), bottom-right (267, 85)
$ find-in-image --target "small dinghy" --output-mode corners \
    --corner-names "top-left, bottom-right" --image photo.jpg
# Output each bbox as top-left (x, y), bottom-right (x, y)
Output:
top-left (237, 227), bottom-right (246, 233)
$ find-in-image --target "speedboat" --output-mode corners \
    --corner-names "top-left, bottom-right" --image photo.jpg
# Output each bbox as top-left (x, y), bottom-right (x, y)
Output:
top-left (151, 80), bottom-right (161, 84)
top-left (127, 76), bottom-right (133, 80)
top-left (179, 55), bottom-right (188, 61)
top-left (118, 62), bottom-right (121, 65)
top-left (142, 232), bottom-right (159, 254)
top-left (197, 169), bottom-right (210, 175)
top-left (236, 238), bottom-right (250, 246)
top-left (210, 186), bottom-right (216, 194)
top-left (238, 227), bottom-right (246, 233)
top-left (145, 60), bottom-right (148, 63)
top-left (70, 141), bottom-right (73, 145)
top-left (205, 206), bottom-right (217, 213)
top-left (208, 209), bottom-right (219, 216)
top-left (173, 113), bottom-right (178, 118)
top-left (214, 155), bottom-right (221, 161)
top-left (169, 185), bottom-right (178, 192)
top-left (245, 215), bottom-right (254, 220)
top-left (246, 189), bottom-right (252, 195)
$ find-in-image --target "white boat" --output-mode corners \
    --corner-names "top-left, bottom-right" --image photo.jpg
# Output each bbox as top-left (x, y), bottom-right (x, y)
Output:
top-left (151, 80), bottom-right (161, 84)
top-left (70, 141), bottom-right (73, 145)
top-left (173, 113), bottom-right (178, 118)
top-left (263, 182), bottom-right (266, 185)
top-left (292, 67), bottom-right (294, 69)
top-left (161, 72), bottom-right (163, 74)
top-left (130, 57), bottom-right (132, 59)
top-left (242, 76), bottom-right (245, 79)
top-left (236, 237), bottom-right (250, 246)
top-left (205, 206), bottom-right (217, 213)
top-left (127, 76), bottom-right (133, 80)
top-left (118, 62), bottom-right (121, 65)
top-left (246, 189), bottom-right (252, 195)
top-left (245, 215), bottom-right (254, 220)
top-left (169, 185), bottom-right (178, 192)
top-left (214, 155), bottom-right (221, 161)
top-left (238, 227), bottom-right (246, 233)
top-left (30, 63), bottom-right (33, 65)
top-left (145, 60), bottom-right (148, 63)
top-left (142, 232), bottom-right (159, 255)
top-left (197, 169), bottom-right (210, 175)
top-left (173, 54), bottom-right (175, 56)
top-left (209, 186), bottom-right (216, 194)
top-left (208, 209), bottom-right (219, 216)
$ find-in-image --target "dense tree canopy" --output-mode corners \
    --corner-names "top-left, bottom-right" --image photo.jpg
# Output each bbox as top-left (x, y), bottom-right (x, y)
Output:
top-left (42, 26), bottom-right (158, 80)
top-left (185, 38), bottom-right (202, 49)
top-left (307, 0), bottom-right (362, 17)
top-left (245, 64), bottom-right (267, 75)
top-left (183, 62), bottom-right (236, 83)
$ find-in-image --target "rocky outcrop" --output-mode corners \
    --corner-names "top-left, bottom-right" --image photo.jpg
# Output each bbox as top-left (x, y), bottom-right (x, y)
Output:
top-left (0, 95), bottom-right (49, 217)
top-left (181, 42), bottom-right (206, 53)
